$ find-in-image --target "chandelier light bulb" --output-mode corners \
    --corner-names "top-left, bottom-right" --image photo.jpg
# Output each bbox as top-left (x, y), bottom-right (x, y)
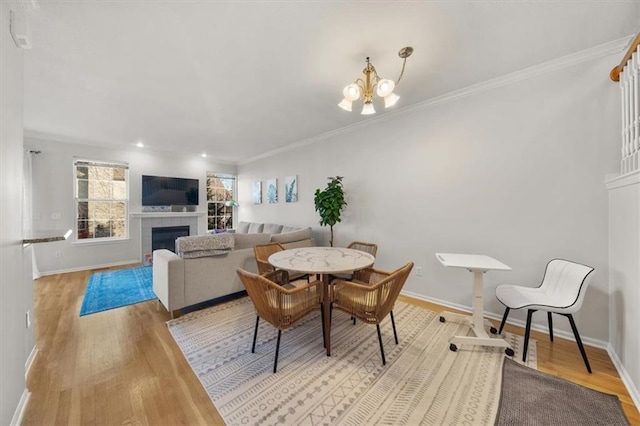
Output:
top-left (376, 79), bottom-right (395, 97)
top-left (338, 98), bottom-right (353, 111)
top-left (361, 102), bottom-right (375, 115)
top-left (343, 83), bottom-right (361, 101)
top-left (384, 93), bottom-right (400, 108)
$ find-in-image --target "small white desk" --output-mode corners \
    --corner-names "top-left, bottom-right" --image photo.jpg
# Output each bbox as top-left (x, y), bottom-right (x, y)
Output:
top-left (436, 253), bottom-right (514, 355)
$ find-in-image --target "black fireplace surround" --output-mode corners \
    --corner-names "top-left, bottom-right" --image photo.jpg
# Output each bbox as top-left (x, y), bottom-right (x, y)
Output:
top-left (152, 226), bottom-right (189, 253)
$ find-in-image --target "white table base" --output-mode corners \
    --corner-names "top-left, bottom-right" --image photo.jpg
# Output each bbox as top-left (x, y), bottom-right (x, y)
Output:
top-left (448, 272), bottom-right (511, 350)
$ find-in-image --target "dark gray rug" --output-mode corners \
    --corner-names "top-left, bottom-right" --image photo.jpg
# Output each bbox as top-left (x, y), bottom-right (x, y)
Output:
top-left (496, 358), bottom-right (629, 425)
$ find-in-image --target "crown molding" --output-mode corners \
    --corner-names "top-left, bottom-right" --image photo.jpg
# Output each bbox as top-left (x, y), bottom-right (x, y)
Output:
top-left (240, 35), bottom-right (633, 166)
top-left (23, 130), bottom-right (238, 166)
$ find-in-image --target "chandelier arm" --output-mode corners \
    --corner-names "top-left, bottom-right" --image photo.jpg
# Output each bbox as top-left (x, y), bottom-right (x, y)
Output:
top-left (395, 57), bottom-right (409, 85)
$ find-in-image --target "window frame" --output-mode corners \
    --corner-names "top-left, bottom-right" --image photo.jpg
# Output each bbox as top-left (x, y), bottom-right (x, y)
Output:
top-left (206, 172), bottom-right (237, 232)
top-left (73, 159), bottom-right (130, 243)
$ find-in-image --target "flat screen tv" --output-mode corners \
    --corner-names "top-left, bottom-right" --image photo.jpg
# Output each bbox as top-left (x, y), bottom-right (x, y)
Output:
top-left (142, 175), bottom-right (199, 206)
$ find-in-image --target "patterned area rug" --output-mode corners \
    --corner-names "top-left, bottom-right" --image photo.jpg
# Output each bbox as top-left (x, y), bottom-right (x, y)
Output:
top-left (79, 266), bottom-right (155, 316)
top-left (167, 298), bottom-right (536, 425)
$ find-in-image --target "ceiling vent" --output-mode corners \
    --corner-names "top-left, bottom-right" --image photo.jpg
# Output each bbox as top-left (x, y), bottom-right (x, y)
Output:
top-left (10, 10), bottom-right (32, 50)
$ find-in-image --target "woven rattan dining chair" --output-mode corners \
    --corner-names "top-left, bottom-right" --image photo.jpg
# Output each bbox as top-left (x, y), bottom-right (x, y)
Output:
top-left (331, 262), bottom-right (414, 365)
top-left (236, 268), bottom-right (323, 373)
top-left (331, 241), bottom-right (379, 282)
top-left (253, 242), bottom-right (309, 282)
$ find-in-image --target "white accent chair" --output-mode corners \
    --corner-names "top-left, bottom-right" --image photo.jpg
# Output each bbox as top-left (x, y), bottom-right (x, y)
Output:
top-left (495, 259), bottom-right (595, 373)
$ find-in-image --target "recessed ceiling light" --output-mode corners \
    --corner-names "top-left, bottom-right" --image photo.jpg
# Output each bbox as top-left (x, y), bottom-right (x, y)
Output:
top-left (201, 153), bottom-right (207, 158)
top-left (136, 141), bottom-right (144, 148)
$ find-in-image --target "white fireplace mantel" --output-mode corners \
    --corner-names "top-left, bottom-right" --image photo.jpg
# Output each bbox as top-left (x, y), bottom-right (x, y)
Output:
top-left (133, 212), bottom-right (203, 264)
top-left (130, 211), bottom-right (206, 219)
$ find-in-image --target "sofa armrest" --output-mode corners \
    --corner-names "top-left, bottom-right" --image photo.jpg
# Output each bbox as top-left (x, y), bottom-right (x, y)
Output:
top-left (153, 249), bottom-right (185, 312)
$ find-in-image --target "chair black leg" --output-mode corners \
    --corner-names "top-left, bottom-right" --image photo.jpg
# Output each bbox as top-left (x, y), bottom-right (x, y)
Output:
top-left (376, 324), bottom-right (386, 365)
top-left (252, 316), bottom-right (260, 353)
top-left (352, 316), bottom-right (356, 325)
top-left (547, 312), bottom-right (554, 342)
top-left (273, 330), bottom-right (282, 373)
top-left (498, 307), bottom-right (510, 334)
top-left (523, 310), bottom-right (535, 363)
top-left (566, 314), bottom-right (592, 374)
top-left (320, 303), bottom-right (326, 348)
top-left (390, 310), bottom-right (398, 344)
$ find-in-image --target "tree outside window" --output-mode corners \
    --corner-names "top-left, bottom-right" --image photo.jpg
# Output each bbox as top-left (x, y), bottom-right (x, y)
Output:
top-left (75, 160), bottom-right (128, 240)
top-left (207, 173), bottom-right (236, 231)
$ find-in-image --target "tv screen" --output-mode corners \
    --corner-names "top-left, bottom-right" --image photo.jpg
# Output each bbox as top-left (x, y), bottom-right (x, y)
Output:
top-left (142, 175), bottom-right (199, 206)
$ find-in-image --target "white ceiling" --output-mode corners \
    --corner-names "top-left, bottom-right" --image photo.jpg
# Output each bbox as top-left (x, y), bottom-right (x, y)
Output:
top-left (22, 1), bottom-right (640, 163)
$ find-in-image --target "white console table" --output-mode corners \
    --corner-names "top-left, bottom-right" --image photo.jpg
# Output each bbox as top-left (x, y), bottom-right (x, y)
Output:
top-left (435, 253), bottom-right (514, 355)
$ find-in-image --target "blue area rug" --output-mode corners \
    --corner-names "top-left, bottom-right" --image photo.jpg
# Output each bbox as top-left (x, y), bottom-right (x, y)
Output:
top-left (80, 266), bottom-right (155, 316)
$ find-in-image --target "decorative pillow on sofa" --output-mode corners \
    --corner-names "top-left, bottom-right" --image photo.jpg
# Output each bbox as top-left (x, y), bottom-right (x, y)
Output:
top-left (176, 234), bottom-right (235, 258)
top-left (270, 227), bottom-right (312, 244)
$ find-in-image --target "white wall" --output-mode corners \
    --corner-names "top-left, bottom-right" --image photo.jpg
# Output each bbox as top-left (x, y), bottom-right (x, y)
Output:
top-left (607, 175), bottom-right (640, 405)
top-left (0, 2), bottom-right (32, 423)
top-left (238, 54), bottom-right (619, 345)
top-left (25, 137), bottom-right (237, 274)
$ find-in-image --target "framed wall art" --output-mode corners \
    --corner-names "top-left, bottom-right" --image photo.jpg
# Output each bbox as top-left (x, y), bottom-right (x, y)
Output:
top-left (252, 181), bottom-right (262, 204)
top-left (285, 175), bottom-right (298, 203)
top-left (266, 178), bottom-right (278, 204)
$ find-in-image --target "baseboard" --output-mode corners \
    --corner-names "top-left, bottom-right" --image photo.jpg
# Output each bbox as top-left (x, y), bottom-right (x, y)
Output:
top-left (25, 345), bottom-right (37, 380)
top-left (607, 344), bottom-right (640, 410)
top-left (38, 259), bottom-right (140, 276)
top-left (10, 389), bottom-right (30, 426)
top-left (400, 290), bottom-right (609, 350)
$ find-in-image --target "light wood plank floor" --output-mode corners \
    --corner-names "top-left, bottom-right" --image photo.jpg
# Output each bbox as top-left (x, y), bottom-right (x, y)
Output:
top-left (22, 265), bottom-right (639, 425)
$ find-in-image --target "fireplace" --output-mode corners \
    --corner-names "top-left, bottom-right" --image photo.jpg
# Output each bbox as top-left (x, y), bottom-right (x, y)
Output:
top-left (152, 225), bottom-right (190, 253)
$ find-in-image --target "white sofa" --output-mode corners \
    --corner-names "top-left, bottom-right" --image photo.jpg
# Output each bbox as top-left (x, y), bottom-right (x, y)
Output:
top-left (153, 224), bottom-right (313, 317)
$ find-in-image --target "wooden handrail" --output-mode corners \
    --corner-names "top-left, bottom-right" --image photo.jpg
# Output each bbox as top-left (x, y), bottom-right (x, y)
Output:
top-left (610, 33), bottom-right (640, 82)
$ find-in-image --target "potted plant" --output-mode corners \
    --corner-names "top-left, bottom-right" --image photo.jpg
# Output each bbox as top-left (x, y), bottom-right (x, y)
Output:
top-left (314, 176), bottom-right (347, 247)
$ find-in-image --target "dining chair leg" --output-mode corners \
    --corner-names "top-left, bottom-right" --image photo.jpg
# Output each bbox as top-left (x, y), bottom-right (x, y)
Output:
top-left (523, 309), bottom-right (535, 363)
top-left (498, 307), bottom-right (510, 334)
top-left (352, 316), bottom-right (356, 325)
top-left (390, 310), bottom-right (398, 345)
top-left (273, 330), bottom-right (282, 373)
top-left (252, 316), bottom-right (260, 353)
top-left (376, 324), bottom-right (386, 366)
top-left (565, 314), bottom-right (592, 374)
top-left (547, 312), bottom-right (554, 342)
top-left (320, 303), bottom-right (326, 348)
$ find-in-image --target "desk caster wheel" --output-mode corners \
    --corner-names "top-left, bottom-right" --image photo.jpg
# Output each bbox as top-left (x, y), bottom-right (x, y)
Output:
top-left (490, 327), bottom-right (498, 334)
top-left (439, 316), bottom-right (446, 323)
top-left (449, 343), bottom-right (458, 352)
top-left (505, 348), bottom-right (515, 357)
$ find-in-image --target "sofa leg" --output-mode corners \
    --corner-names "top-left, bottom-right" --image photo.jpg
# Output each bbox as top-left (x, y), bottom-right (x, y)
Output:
top-left (170, 309), bottom-right (180, 319)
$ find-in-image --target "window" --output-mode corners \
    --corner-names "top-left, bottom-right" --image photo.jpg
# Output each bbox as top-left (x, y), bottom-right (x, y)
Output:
top-left (75, 159), bottom-right (128, 241)
top-left (207, 173), bottom-right (236, 231)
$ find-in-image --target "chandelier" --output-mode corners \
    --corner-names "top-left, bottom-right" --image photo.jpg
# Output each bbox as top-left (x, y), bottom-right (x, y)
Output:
top-left (338, 46), bottom-right (414, 115)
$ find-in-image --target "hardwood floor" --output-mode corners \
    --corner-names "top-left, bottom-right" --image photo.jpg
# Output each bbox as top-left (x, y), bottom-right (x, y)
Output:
top-left (22, 265), bottom-right (639, 425)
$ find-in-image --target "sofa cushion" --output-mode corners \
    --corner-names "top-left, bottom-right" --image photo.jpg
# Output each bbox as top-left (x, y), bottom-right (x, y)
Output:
top-left (280, 225), bottom-right (300, 233)
top-left (237, 221), bottom-right (251, 233)
top-left (248, 222), bottom-right (264, 234)
top-left (263, 223), bottom-right (284, 234)
top-left (234, 233), bottom-right (271, 250)
top-left (176, 234), bottom-right (234, 259)
top-left (270, 227), bottom-right (312, 244)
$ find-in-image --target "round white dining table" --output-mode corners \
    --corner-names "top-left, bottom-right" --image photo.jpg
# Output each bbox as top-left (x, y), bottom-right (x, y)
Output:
top-left (269, 247), bottom-right (375, 356)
